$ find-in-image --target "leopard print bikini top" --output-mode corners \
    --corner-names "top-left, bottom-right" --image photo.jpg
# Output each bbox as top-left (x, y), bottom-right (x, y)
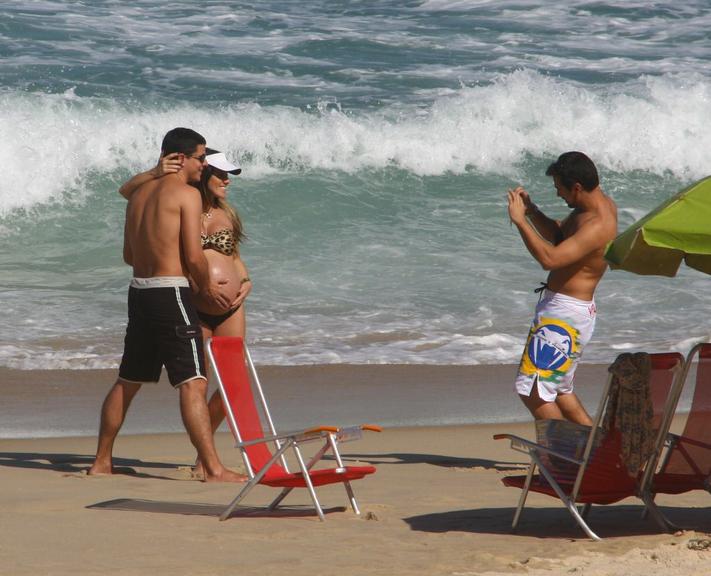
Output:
top-left (201, 228), bottom-right (236, 256)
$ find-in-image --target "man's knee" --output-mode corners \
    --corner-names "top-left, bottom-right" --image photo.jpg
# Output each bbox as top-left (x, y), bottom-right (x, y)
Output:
top-left (105, 379), bottom-right (141, 406)
top-left (115, 378), bottom-right (142, 394)
top-left (178, 376), bottom-right (208, 397)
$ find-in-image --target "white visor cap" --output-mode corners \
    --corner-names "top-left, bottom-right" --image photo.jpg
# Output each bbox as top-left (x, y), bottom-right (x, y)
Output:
top-left (205, 149), bottom-right (241, 175)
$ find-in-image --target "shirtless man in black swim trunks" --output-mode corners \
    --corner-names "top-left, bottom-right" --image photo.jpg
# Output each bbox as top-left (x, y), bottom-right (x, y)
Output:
top-left (119, 147), bottom-right (251, 468)
top-left (88, 127), bottom-right (246, 482)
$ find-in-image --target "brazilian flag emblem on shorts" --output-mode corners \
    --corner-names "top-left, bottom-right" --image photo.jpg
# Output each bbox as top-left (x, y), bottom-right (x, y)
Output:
top-left (520, 316), bottom-right (581, 384)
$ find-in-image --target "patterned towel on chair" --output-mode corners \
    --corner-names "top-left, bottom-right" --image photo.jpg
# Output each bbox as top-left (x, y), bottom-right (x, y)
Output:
top-left (601, 352), bottom-right (654, 476)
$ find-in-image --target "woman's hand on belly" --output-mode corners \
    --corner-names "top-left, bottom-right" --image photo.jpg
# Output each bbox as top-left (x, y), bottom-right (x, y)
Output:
top-left (232, 277), bottom-right (252, 308)
top-left (197, 252), bottom-right (250, 314)
top-left (192, 282), bottom-right (237, 315)
top-left (195, 266), bottom-right (240, 314)
top-left (217, 278), bottom-right (241, 302)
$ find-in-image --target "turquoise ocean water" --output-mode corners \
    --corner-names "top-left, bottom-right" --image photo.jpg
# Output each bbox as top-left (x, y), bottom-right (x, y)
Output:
top-left (1, 0), bottom-right (711, 370)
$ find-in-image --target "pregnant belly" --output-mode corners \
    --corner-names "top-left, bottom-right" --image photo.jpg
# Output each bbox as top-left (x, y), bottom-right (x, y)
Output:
top-left (194, 254), bottom-right (241, 314)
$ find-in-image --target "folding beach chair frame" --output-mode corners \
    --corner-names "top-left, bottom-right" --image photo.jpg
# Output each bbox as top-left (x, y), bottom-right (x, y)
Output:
top-left (495, 352), bottom-right (685, 541)
top-left (639, 342), bottom-right (711, 530)
top-left (495, 372), bottom-right (615, 540)
top-left (206, 337), bottom-right (379, 521)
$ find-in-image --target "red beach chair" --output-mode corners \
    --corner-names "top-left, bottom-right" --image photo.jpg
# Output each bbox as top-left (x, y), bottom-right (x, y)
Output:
top-left (206, 336), bottom-right (380, 521)
top-left (495, 352), bottom-right (684, 540)
top-left (640, 343), bottom-right (711, 528)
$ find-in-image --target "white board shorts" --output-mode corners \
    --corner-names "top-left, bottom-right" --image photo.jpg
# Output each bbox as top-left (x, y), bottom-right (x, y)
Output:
top-left (515, 289), bottom-right (597, 403)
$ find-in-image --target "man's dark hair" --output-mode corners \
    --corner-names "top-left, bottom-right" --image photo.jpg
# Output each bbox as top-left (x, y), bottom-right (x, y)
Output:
top-left (161, 127), bottom-right (206, 156)
top-left (545, 151), bottom-right (599, 192)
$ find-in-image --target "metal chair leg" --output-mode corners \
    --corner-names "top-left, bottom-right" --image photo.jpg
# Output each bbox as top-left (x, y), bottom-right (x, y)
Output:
top-left (293, 443), bottom-right (325, 521)
top-left (642, 494), bottom-right (677, 531)
top-left (512, 463), bottom-right (535, 531)
top-left (563, 498), bottom-right (601, 541)
top-left (536, 458), bottom-right (600, 541)
top-left (342, 480), bottom-right (360, 514)
top-left (327, 433), bottom-right (361, 515)
top-left (220, 477), bottom-right (260, 521)
top-left (220, 440), bottom-right (293, 521)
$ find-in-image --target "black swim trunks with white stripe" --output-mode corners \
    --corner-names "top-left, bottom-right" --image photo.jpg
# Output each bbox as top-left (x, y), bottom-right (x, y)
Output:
top-left (118, 277), bottom-right (206, 387)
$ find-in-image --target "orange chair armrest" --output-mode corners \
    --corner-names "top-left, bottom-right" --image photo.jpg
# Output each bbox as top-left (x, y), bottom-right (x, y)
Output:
top-left (302, 426), bottom-right (340, 436)
top-left (301, 424), bottom-right (381, 436)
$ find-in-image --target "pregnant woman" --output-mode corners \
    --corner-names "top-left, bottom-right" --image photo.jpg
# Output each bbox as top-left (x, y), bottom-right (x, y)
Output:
top-left (192, 149), bottom-right (251, 444)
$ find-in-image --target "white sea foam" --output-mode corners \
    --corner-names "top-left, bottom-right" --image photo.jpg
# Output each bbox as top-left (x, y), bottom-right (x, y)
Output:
top-left (1, 324), bottom-right (708, 370)
top-left (0, 346), bottom-right (118, 371)
top-left (417, 0), bottom-right (708, 14)
top-left (211, 71), bottom-right (711, 180)
top-left (2, 70), bottom-right (710, 216)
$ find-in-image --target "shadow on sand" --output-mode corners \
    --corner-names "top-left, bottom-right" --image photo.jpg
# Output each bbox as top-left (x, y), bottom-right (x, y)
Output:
top-left (335, 451), bottom-right (526, 472)
top-left (404, 504), bottom-right (711, 539)
top-left (0, 451), bottom-right (184, 479)
top-left (88, 498), bottom-right (345, 519)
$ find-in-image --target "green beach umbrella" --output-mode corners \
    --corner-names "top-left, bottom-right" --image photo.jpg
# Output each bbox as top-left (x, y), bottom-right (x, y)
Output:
top-left (605, 175), bottom-right (711, 277)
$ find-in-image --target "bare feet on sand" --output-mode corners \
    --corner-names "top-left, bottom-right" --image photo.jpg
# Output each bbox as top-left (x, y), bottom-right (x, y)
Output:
top-left (91, 460), bottom-right (246, 482)
top-left (204, 468), bottom-right (248, 483)
top-left (87, 462), bottom-right (136, 476)
top-left (194, 460), bottom-right (247, 482)
top-left (87, 460), bottom-right (113, 476)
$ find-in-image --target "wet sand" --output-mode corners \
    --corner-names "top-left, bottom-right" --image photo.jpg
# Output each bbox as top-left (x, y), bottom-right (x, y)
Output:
top-left (0, 363), bottom-right (611, 438)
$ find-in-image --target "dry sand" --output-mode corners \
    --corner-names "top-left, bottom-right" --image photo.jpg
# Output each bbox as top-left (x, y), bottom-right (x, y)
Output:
top-left (2, 422), bottom-right (711, 575)
top-left (1, 363), bottom-right (709, 574)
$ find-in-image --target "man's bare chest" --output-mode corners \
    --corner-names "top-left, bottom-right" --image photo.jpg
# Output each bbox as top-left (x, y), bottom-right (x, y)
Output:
top-left (561, 214), bottom-right (584, 238)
